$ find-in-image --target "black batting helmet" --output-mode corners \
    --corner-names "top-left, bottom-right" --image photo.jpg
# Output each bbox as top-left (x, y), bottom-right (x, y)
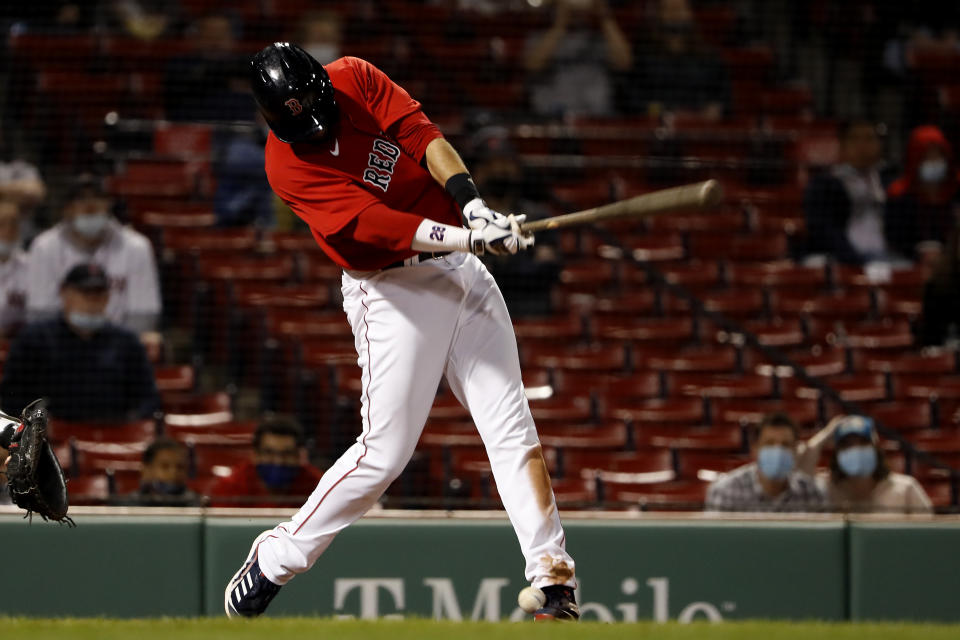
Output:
top-left (250, 42), bottom-right (339, 143)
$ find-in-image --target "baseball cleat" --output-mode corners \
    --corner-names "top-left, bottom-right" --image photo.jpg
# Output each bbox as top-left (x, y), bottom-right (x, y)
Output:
top-left (534, 584), bottom-right (580, 621)
top-left (224, 530), bottom-right (282, 618)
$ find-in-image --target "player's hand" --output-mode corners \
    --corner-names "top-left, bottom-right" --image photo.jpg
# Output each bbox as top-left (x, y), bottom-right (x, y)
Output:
top-left (470, 214), bottom-right (534, 256)
top-left (462, 198), bottom-right (510, 231)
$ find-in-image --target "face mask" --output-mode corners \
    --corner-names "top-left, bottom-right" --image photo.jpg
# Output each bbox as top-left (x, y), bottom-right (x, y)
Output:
top-left (142, 481), bottom-right (186, 496)
top-left (919, 159), bottom-right (948, 183)
top-left (72, 212), bottom-right (110, 238)
top-left (837, 445), bottom-right (877, 477)
top-left (0, 239), bottom-right (14, 259)
top-left (305, 44), bottom-right (340, 65)
top-left (256, 463), bottom-right (299, 490)
top-left (67, 311), bottom-right (107, 332)
top-left (757, 446), bottom-right (795, 481)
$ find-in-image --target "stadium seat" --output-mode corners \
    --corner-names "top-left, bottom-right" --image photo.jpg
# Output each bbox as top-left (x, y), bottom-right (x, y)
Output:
top-left (513, 315), bottom-right (586, 345)
top-left (47, 419), bottom-right (158, 446)
top-left (635, 424), bottom-right (747, 452)
top-left (591, 316), bottom-right (695, 344)
top-left (868, 401), bottom-right (934, 431)
top-left (523, 343), bottom-right (631, 373)
top-left (67, 474), bottom-right (110, 505)
top-left (230, 282), bottom-right (331, 311)
top-left (669, 373), bottom-right (775, 399)
top-left (154, 365), bottom-right (196, 394)
top-left (713, 398), bottom-right (820, 427)
top-left (726, 263), bottom-right (826, 291)
top-left (794, 373), bottom-right (889, 402)
top-left (688, 233), bottom-right (789, 262)
top-left (536, 422), bottom-right (630, 449)
top-left (70, 440), bottom-right (148, 474)
top-left (675, 451), bottom-right (750, 481)
top-left (162, 391), bottom-right (233, 428)
top-left (613, 398), bottom-right (705, 425)
top-left (642, 347), bottom-right (740, 373)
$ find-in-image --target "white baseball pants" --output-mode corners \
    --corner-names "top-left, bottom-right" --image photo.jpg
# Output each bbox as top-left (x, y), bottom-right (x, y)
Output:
top-left (255, 252), bottom-right (576, 589)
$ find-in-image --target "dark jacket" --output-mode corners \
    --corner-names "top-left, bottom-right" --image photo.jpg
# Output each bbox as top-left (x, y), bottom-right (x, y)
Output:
top-left (0, 317), bottom-right (161, 421)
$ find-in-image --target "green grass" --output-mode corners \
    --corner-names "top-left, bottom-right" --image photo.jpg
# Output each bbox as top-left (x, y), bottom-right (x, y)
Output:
top-left (3, 618), bottom-right (960, 640)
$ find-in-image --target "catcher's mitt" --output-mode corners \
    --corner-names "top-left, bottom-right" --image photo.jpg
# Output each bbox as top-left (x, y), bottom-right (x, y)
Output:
top-left (2, 399), bottom-right (74, 526)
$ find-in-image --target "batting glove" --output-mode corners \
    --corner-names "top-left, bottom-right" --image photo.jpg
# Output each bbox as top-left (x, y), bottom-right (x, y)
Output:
top-left (462, 198), bottom-right (509, 230)
top-left (470, 214), bottom-right (533, 256)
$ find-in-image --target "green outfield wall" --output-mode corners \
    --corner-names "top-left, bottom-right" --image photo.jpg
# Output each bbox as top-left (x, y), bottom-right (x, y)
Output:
top-left (1, 511), bottom-right (957, 622)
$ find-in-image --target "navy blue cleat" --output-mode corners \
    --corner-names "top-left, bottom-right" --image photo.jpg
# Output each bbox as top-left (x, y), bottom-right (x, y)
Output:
top-left (224, 531), bottom-right (283, 618)
top-left (534, 585), bottom-right (580, 621)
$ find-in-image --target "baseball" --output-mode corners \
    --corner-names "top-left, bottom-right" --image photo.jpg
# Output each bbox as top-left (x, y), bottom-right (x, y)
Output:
top-left (517, 586), bottom-right (546, 613)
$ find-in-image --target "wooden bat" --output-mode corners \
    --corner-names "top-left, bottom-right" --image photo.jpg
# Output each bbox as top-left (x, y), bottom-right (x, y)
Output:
top-left (519, 179), bottom-right (722, 233)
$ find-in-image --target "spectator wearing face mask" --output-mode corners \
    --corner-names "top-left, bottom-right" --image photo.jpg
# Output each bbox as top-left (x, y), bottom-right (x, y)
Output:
top-left (0, 263), bottom-right (161, 421)
top-left (800, 415), bottom-right (932, 514)
top-left (209, 416), bottom-right (323, 508)
top-left (0, 199), bottom-right (27, 337)
top-left (295, 10), bottom-right (343, 66)
top-left (705, 412), bottom-right (826, 512)
top-left (25, 174), bottom-right (161, 334)
top-left (114, 437), bottom-right (202, 507)
top-left (885, 125), bottom-right (960, 261)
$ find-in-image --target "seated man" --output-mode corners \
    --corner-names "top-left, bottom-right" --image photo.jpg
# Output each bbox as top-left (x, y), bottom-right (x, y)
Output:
top-left (25, 174), bottom-right (161, 333)
top-left (706, 412), bottom-right (826, 512)
top-left (0, 263), bottom-right (161, 421)
top-left (113, 437), bottom-right (202, 507)
top-left (209, 416), bottom-right (323, 508)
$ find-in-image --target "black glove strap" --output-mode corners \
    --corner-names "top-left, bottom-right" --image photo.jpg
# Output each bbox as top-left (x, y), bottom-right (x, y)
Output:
top-left (444, 172), bottom-right (481, 211)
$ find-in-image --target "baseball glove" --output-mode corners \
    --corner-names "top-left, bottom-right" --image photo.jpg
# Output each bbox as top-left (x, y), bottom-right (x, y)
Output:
top-left (2, 399), bottom-right (74, 526)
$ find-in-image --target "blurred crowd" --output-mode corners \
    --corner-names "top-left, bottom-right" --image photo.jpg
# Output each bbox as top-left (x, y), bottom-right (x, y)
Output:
top-left (0, 0), bottom-right (958, 509)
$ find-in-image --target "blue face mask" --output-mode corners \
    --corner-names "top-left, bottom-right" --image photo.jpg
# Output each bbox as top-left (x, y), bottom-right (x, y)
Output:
top-left (256, 463), bottom-right (299, 490)
top-left (919, 159), bottom-right (947, 183)
top-left (67, 311), bottom-right (107, 333)
top-left (757, 446), bottom-right (795, 480)
top-left (837, 446), bottom-right (877, 477)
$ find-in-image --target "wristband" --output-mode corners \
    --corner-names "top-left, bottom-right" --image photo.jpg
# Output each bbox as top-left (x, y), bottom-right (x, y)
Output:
top-left (444, 172), bottom-right (481, 211)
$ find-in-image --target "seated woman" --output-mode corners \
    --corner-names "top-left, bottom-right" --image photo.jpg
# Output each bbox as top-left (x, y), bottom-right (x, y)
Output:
top-left (799, 415), bottom-right (933, 514)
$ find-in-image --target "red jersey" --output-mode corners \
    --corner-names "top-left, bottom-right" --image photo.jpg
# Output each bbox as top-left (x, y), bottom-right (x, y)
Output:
top-left (265, 57), bottom-right (463, 271)
top-left (209, 461), bottom-right (325, 508)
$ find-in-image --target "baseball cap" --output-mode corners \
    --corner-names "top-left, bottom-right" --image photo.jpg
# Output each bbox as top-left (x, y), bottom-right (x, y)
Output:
top-left (834, 415), bottom-right (877, 443)
top-left (61, 263), bottom-right (109, 292)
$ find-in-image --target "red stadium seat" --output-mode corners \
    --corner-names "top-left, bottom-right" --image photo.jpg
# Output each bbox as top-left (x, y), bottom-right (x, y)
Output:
top-left (523, 343), bottom-right (631, 373)
top-left (636, 424), bottom-right (746, 452)
top-left (569, 371), bottom-right (663, 401)
top-left (265, 310), bottom-right (354, 343)
top-left (775, 289), bottom-right (873, 319)
top-left (196, 254), bottom-right (296, 284)
top-left (70, 440), bottom-right (148, 474)
top-left (67, 474), bottom-right (110, 505)
top-left (864, 350), bottom-right (956, 376)
top-left (162, 391), bottom-right (233, 427)
top-left (47, 419), bottom-right (157, 446)
top-left (536, 423), bottom-right (630, 449)
top-left (642, 347), bottom-right (739, 373)
top-left (609, 481), bottom-right (709, 509)
top-left (669, 373), bottom-right (774, 398)
top-left (713, 398), bottom-right (820, 427)
top-left (625, 233), bottom-right (686, 262)
top-left (726, 263), bottom-right (826, 291)
top-left (513, 315), bottom-right (586, 345)
top-left (165, 420), bottom-right (257, 444)
top-left (529, 396), bottom-right (597, 424)
top-left (591, 317), bottom-right (695, 344)
top-left (586, 291), bottom-right (658, 317)
top-left (153, 122), bottom-right (213, 158)
top-left (675, 451), bottom-right (749, 480)
top-left (868, 401), bottom-right (933, 431)
top-left (562, 449), bottom-right (675, 479)
top-left (558, 259), bottom-right (619, 292)
top-left (794, 374), bottom-right (889, 402)
top-left (162, 228), bottom-right (258, 254)
top-left (154, 365), bottom-right (196, 394)
top-left (688, 233), bottom-right (789, 262)
top-left (138, 209), bottom-right (217, 229)
top-left (230, 283), bottom-right (331, 311)
top-left (613, 398), bottom-right (705, 425)
top-left (701, 288), bottom-right (766, 318)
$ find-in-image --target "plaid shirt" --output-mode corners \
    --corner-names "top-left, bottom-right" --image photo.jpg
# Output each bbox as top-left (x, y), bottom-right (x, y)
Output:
top-left (706, 463), bottom-right (827, 512)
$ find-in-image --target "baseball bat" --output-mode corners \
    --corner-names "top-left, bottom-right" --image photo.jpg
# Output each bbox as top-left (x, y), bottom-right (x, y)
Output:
top-left (519, 179), bottom-right (722, 233)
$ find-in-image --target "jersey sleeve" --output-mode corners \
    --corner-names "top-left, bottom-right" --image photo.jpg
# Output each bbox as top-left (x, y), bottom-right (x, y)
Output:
top-left (346, 57), bottom-right (426, 134)
top-left (387, 110), bottom-right (444, 163)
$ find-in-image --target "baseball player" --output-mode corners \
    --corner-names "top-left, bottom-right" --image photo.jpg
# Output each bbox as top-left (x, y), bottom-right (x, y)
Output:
top-left (225, 44), bottom-right (579, 621)
top-left (25, 174), bottom-right (161, 333)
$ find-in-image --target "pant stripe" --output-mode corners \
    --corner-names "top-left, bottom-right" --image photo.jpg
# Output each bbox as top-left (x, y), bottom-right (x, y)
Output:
top-left (293, 282), bottom-right (375, 536)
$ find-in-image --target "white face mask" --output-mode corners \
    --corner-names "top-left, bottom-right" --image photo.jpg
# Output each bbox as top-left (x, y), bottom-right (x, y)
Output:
top-left (919, 158), bottom-right (948, 184)
top-left (305, 43), bottom-right (340, 65)
top-left (72, 212), bottom-right (110, 239)
top-left (67, 310), bottom-right (107, 333)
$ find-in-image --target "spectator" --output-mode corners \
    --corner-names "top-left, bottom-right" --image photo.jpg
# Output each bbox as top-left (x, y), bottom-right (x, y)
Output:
top-left (622, 0), bottom-right (731, 120)
top-left (464, 122), bottom-right (559, 316)
top-left (0, 199), bottom-right (27, 337)
top-left (523, 0), bottom-right (633, 118)
top-left (213, 117), bottom-right (273, 228)
top-left (706, 412), bottom-right (826, 512)
top-left (26, 174), bottom-right (161, 333)
top-left (103, 1), bottom-right (184, 41)
top-left (885, 125), bottom-right (960, 261)
top-left (209, 416), bottom-right (323, 508)
top-left (295, 10), bottom-right (343, 65)
top-left (114, 437), bottom-right (202, 507)
top-left (0, 263), bottom-right (161, 422)
top-left (800, 415), bottom-right (933, 514)
top-left (918, 227), bottom-right (960, 345)
top-left (0, 130), bottom-right (46, 213)
top-left (163, 12), bottom-right (254, 122)
top-left (804, 119), bottom-right (896, 265)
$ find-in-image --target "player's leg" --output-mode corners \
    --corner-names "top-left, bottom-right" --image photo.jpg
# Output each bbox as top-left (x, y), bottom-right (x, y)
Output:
top-left (444, 255), bottom-right (577, 602)
top-left (227, 264), bottom-right (462, 616)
